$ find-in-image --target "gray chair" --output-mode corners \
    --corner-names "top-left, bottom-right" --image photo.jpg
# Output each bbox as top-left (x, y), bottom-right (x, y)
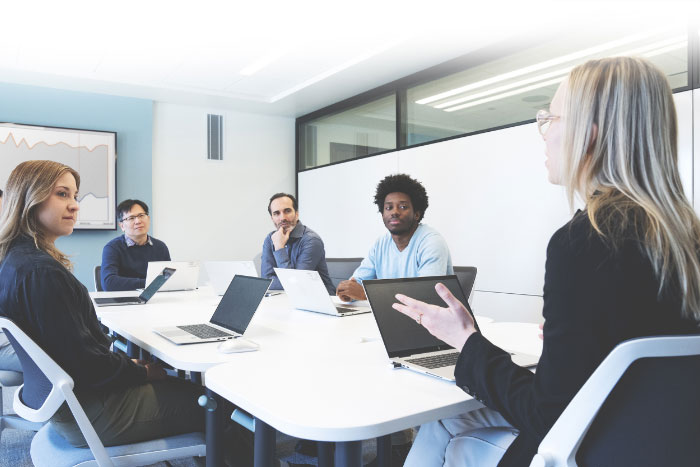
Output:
top-left (0, 316), bottom-right (205, 467)
top-left (325, 257), bottom-right (363, 290)
top-left (93, 265), bottom-right (103, 292)
top-left (530, 334), bottom-right (700, 467)
top-left (453, 266), bottom-right (477, 299)
top-left (0, 369), bottom-right (43, 434)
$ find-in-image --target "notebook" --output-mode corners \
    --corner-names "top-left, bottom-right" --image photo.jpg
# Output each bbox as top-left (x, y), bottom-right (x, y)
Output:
top-left (204, 261), bottom-right (258, 295)
top-left (146, 261), bottom-right (200, 292)
top-left (274, 268), bottom-right (370, 317)
top-left (152, 275), bottom-right (272, 344)
top-left (363, 275), bottom-right (538, 382)
top-left (94, 267), bottom-right (175, 307)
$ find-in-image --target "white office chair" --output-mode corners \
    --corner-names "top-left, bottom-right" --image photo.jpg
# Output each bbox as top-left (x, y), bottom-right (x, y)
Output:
top-left (0, 369), bottom-right (43, 434)
top-left (530, 334), bottom-right (700, 467)
top-left (0, 316), bottom-right (206, 467)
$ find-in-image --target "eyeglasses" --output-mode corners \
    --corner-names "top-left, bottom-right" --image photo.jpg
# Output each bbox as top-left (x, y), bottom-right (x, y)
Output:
top-left (120, 213), bottom-right (148, 223)
top-left (536, 109), bottom-right (560, 136)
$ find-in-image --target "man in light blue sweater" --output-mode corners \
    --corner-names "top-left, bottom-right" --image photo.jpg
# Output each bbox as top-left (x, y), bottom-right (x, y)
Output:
top-left (336, 173), bottom-right (453, 301)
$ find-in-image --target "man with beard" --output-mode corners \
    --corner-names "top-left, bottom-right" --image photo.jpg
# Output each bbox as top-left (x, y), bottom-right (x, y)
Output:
top-left (261, 192), bottom-right (334, 294)
top-left (336, 173), bottom-right (453, 302)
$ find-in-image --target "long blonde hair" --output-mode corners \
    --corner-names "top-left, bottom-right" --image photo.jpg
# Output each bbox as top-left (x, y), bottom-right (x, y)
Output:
top-left (561, 57), bottom-right (700, 320)
top-left (0, 160), bottom-right (80, 270)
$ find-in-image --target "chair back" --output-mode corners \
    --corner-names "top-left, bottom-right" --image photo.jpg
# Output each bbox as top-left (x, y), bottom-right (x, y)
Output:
top-left (0, 317), bottom-right (114, 466)
top-left (94, 265), bottom-right (103, 292)
top-left (453, 266), bottom-right (477, 299)
top-left (325, 258), bottom-right (363, 290)
top-left (530, 334), bottom-right (700, 467)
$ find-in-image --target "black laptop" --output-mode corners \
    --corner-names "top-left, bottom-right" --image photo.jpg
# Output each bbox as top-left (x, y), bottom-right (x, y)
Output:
top-left (94, 267), bottom-right (175, 306)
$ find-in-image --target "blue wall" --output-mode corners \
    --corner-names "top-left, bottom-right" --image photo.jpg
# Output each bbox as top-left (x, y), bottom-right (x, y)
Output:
top-left (0, 82), bottom-right (153, 289)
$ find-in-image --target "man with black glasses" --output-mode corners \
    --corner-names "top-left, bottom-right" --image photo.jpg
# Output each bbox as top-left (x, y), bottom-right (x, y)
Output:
top-left (101, 199), bottom-right (171, 291)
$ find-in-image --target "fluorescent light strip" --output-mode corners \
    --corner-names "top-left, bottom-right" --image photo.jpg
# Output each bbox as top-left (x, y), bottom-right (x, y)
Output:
top-left (240, 49), bottom-right (286, 76)
top-left (437, 36), bottom-right (686, 113)
top-left (433, 66), bottom-right (572, 109)
top-left (269, 39), bottom-right (405, 103)
top-left (444, 77), bottom-right (565, 112)
top-left (416, 30), bottom-right (663, 105)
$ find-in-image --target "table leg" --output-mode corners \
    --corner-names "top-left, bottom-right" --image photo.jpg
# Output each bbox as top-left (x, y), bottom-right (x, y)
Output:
top-left (335, 441), bottom-right (362, 467)
top-left (318, 441), bottom-right (334, 467)
top-left (376, 435), bottom-right (391, 467)
top-left (201, 388), bottom-right (225, 467)
top-left (254, 418), bottom-right (276, 467)
top-left (126, 340), bottom-right (139, 358)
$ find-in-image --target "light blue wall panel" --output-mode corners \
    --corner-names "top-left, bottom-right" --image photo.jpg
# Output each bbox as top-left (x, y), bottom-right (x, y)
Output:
top-left (0, 82), bottom-right (153, 289)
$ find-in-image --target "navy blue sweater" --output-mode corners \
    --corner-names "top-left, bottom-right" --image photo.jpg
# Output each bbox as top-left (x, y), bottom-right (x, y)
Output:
top-left (101, 235), bottom-right (170, 291)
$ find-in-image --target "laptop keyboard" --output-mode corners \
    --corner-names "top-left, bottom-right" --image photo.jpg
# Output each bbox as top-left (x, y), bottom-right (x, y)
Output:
top-left (406, 351), bottom-right (460, 369)
top-left (177, 324), bottom-right (232, 339)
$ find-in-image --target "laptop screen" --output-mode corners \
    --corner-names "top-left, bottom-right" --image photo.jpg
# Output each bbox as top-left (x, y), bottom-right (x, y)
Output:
top-left (210, 275), bottom-right (272, 334)
top-left (363, 275), bottom-right (478, 358)
top-left (139, 267), bottom-right (176, 301)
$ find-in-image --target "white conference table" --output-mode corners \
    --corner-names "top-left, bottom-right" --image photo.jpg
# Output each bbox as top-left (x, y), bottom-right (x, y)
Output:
top-left (92, 286), bottom-right (541, 467)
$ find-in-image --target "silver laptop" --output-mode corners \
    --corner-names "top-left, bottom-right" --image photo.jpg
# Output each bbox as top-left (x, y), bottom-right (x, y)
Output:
top-left (205, 261), bottom-right (258, 295)
top-left (94, 268), bottom-right (175, 307)
top-left (274, 268), bottom-right (370, 317)
top-left (363, 275), bottom-right (539, 382)
top-left (146, 261), bottom-right (200, 292)
top-left (153, 275), bottom-right (272, 345)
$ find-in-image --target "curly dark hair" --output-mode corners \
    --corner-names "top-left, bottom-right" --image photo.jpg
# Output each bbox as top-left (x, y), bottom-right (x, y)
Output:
top-left (374, 174), bottom-right (429, 222)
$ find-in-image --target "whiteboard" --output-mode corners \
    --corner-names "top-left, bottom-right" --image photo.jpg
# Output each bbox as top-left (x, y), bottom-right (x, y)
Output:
top-left (298, 91), bottom-right (694, 298)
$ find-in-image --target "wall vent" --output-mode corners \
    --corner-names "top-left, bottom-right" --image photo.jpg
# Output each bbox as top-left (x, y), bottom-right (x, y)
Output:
top-left (207, 114), bottom-right (223, 160)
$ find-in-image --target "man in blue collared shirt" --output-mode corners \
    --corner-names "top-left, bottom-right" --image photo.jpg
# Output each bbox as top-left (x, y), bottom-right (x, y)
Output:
top-left (261, 192), bottom-right (334, 294)
top-left (101, 199), bottom-right (171, 291)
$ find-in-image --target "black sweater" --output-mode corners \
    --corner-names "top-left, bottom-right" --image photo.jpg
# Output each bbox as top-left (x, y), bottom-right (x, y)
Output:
top-left (0, 236), bottom-right (146, 394)
top-left (455, 212), bottom-right (699, 466)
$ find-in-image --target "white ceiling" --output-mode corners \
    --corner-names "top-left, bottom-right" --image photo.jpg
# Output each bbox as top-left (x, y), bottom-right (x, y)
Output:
top-left (0, 0), bottom-right (690, 118)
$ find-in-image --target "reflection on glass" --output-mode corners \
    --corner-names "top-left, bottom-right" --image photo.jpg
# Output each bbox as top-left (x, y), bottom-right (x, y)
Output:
top-left (299, 95), bottom-right (396, 170)
top-left (407, 27), bottom-right (688, 146)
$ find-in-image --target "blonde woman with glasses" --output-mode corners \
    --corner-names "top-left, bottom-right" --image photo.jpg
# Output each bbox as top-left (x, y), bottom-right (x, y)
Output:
top-left (394, 57), bottom-right (700, 466)
top-left (0, 160), bottom-right (204, 448)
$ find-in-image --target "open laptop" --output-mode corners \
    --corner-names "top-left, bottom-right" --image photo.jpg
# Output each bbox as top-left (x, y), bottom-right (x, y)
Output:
top-left (204, 261), bottom-right (258, 295)
top-left (275, 268), bottom-right (370, 317)
top-left (363, 275), bottom-right (539, 382)
top-left (94, 267), bottom-right (176, 307)
top-left (146, 261), bottom-right (200, 292)
top-left (153, 275), bottom-right (272, 344)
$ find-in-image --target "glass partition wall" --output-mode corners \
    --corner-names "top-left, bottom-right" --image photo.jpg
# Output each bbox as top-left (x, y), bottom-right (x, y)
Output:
top-left (298, 24), bottom-right (696, 171)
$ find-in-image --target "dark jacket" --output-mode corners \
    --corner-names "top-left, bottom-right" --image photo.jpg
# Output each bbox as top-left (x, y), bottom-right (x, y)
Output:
top-left (455, 211), bottom-right (699, 466)
top-left (0, 236), bottom-right (147, 394)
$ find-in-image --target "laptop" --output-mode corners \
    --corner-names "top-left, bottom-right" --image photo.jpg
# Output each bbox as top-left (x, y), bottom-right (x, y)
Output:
top-left (94, 267), bottom-right (176, 307)
top-left (363, 275), bottom-right (539, 382)
top-left (153, 275), bottom-right (272, 344)
top-left (205, 261), bottom-right (258, 295)
top-left (146, 261), bottom-right (200, 292)
top-left (274, 268), bottom-right (370, 317)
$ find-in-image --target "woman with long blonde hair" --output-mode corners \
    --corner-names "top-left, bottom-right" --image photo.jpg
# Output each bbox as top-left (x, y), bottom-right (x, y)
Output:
top-left (0, 160), bottom-right (203, 447)
top-left (396, 57), bottom-right (700, 466)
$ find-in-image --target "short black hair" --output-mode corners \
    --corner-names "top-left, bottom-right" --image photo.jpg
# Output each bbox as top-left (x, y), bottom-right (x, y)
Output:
top-left (117, 199), bottom-right (149, 221)
top-left (374, 174), bottom-right (429, 222)
top-left (0, 188), bottom-right (3, 197)
top-left (267, 193), bottom-right (298, 215)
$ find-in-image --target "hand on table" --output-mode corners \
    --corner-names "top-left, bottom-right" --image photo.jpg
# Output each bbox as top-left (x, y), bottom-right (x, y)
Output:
top-left (336, 277), bottom-right (366, 302)
top-left (393, 283), bottom-right (477, 350)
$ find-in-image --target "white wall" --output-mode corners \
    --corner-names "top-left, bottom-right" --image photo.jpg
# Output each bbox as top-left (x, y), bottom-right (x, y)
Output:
top-left (299, 90), bottom-right (696, 323)
top-left (152, 103), bottom-right (295, 264)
